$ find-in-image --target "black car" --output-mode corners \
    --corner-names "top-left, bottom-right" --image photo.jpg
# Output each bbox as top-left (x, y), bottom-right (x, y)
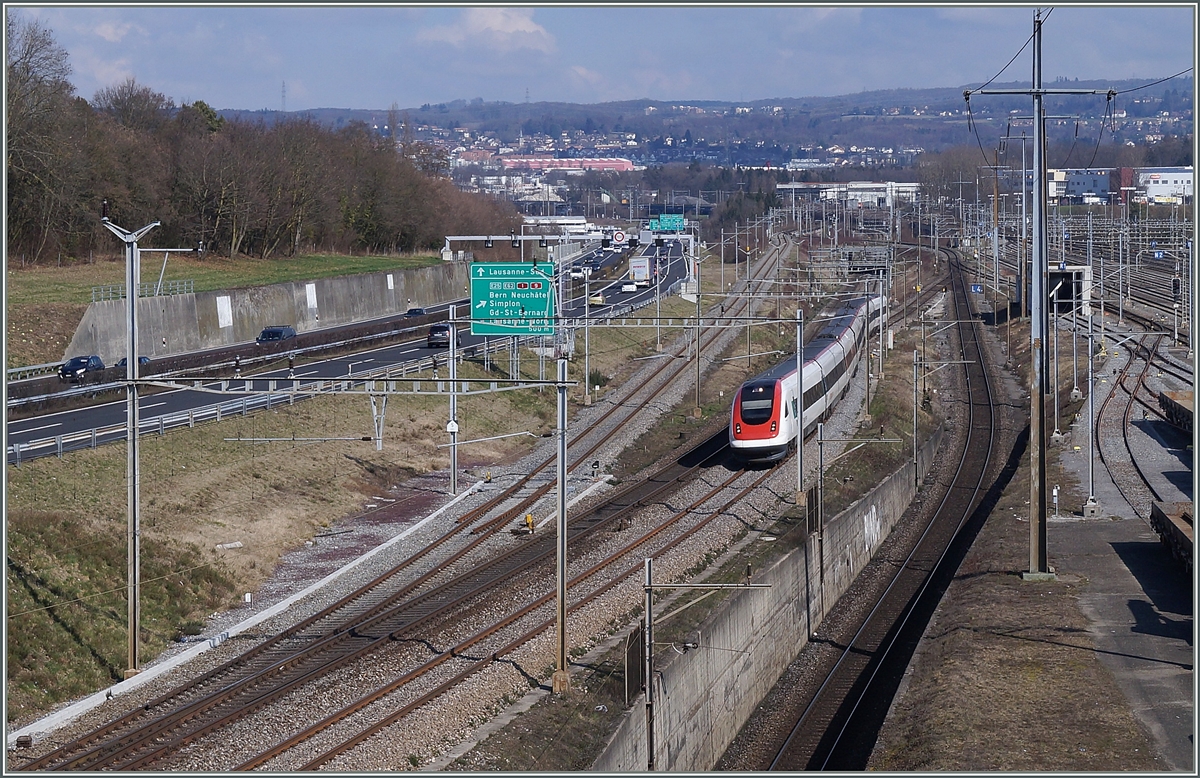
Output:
top-left (58, 355), bottom-right (104, 382)
top-left (405, 307), bottom-right (429, 318)
top-left (256, 325), bottom-right (297, 344)
top-left (114, 356), bottom-right (151, 368)
top-left (426, 323), bottom-right (461, 348)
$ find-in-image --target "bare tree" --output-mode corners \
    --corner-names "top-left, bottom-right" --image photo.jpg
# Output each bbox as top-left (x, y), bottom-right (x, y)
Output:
top-left (6, 13), bottom-right (76, 261)
top-left (6, 13), bottom-right (73, 172)
top-left (92, 76), bottom-right (175, 133)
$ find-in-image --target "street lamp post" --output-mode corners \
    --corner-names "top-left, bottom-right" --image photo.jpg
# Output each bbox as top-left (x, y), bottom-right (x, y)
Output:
top-left (101, 214), bottom-right (160, 678)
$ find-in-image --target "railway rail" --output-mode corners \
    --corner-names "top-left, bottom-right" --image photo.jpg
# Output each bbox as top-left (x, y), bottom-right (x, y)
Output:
top-left (1094, 333), bottom-right (1168, 519)
top-left (14, 237), bottom-right (801, 771)
top-left (767, 251), bottom-right (998, 771)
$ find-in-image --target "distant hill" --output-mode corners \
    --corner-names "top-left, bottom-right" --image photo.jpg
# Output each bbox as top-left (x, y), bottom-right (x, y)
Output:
top-left (217, 78), bottom-right (1192, 157)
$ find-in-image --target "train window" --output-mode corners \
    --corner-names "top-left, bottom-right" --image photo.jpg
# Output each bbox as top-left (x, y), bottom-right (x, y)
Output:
top-left (792, 398), bottom-right (798, 418)
top-left (738, 382), bottom-right (775, 425)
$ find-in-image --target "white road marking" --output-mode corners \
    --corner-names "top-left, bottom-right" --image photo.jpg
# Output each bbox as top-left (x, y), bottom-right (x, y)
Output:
top-left (18, 422), bottom-right (62, 434)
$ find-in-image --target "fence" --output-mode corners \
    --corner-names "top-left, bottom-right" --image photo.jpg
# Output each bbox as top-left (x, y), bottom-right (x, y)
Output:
top-left (8, 283), bottom-right (682, 465)
top-left (91, 279), bottom-right (195, 303)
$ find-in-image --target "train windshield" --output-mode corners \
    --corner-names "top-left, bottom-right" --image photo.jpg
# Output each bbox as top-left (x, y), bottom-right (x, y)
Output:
top-left (738, 381), bottom-right (776, 425)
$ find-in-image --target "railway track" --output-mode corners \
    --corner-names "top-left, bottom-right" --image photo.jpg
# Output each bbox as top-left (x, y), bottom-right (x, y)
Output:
top-left (1095, 333), bottom-right (1168, 519)
top-left (14, 239), bottom-right (799, 771)
top-left (767, 252), bottom-right (998, 771)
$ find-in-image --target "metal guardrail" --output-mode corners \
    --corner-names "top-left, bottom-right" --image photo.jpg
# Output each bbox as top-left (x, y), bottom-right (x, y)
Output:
top-left (7, 362), bottom-right (63, 381)
top-left (6, 339), bottom-right (514, 465)
top-left (91, 279), bottom-right (195, 302)
top-left (7, 283), bottom-right (685, 465)
top-left (8, 388), bottom-right (307, 466)
top-left (5, 316), bottom-right (433, 410)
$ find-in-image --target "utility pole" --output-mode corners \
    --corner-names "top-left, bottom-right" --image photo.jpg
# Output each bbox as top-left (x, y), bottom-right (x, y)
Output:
top-left (642, 557), bottom-right (768, 770)
top-left (796, 307), bottom-right (805, 505)
top-left (970, 9), bottom-right (1113, 578)
top-left (101, 210), bottom-right (159, 677)
top-left (552, 356), bottom-right (570, 693)
top-left (449, 304), bottom-right (459, 494)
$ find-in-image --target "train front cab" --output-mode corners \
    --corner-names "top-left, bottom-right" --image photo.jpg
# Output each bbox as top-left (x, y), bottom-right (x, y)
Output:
top-left (730, 379), bottom-right (791, 463)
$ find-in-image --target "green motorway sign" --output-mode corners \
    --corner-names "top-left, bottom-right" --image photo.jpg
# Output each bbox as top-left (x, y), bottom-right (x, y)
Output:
top-left (658, 214), bottom-right (685, 231)
top-left (470, 262), bottom-right (556, 335)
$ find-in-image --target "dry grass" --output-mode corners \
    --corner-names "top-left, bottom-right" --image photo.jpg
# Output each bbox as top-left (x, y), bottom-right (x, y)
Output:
top-left (867, 437), bottom-right (1158, 772)
top-left (4, 251), bottom-right (439, 368)
top-left (865, 295), bottom-right (1158, 771)
top-left (3, 286), bottom-right (703, 723)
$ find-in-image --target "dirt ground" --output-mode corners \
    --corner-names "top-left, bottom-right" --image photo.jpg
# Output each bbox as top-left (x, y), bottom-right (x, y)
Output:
top-left (866, 310), bottom-right (1184, 771)
top-left (5, 302), bottom-right (89, 369)
top-left (865, 452), bottom-right (1163, 771)
top-left (5, 291), bottom-right (708, 718)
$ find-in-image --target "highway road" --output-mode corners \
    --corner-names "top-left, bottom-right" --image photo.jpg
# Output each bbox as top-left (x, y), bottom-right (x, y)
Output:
top-left (7, 240), bottom-right (688, 463)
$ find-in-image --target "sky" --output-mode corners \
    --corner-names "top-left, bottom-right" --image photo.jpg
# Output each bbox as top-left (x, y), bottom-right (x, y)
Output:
top-left (10, 4), bottom-right (1197, 113)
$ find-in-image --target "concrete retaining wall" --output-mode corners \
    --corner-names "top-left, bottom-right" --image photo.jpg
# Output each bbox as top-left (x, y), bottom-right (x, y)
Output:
top-left (64, 263), bottom-right (472, 364)
top-left (593, 425), bottom-right (945, 772)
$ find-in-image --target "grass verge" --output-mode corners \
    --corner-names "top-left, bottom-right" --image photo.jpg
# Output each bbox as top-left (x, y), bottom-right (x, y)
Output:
top-left (5, 252), bottom-right (440, 368)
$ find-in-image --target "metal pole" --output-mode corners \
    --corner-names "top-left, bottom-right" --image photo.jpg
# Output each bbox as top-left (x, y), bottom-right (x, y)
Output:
top-left (1053, 306), bottom-right (1060, 436)
top-left (796, 307), bottom-right (805, 504)
top-left (126, 238), bottom-right (141, 677)
top-left (1086, 311), bottom-right (1098, 511)
top-left (553, 356), bottom-right (570, 693)
top-left (449, 304), bottom-right (458, 495)
top-left (1116, 225), bottom-right (1123, 326)
top-left (1072, 299), bottom-right (1079, 394)
top-left (101, 216), bottom-right (159, 678)
top-left (695, 258), bottom-right (702, 416)
top-left (585, 276), bottom-right (591, 402)
top-left (736, 223), bottom-right (741, 282)
top-left (655, 253), bottom-right (661, 352)
top-left (913, 350), bottom-right (919, 487)
top-left (817, 421), bottom-right (826, 618)
top-left (720, 229), bottom-right (726, 292)
top-left (644, 557), bottom-right (655, 770)
top-left (992, 163), bottom-right (1000, 311)
top-left (1021, 138), bottom-right (1028, 319)
top-left (863, 296), bottom-right (871, 421)
top-left (746, 250), bottom-right (752, 366)
top-left (1028, 9), bottom-right (1049, 575)
top-left (878, 276), bottom-right (885, 379)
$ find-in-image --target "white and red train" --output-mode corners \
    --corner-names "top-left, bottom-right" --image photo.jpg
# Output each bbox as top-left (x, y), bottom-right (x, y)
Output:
top-left (729, 295), bottom-right (886, 463)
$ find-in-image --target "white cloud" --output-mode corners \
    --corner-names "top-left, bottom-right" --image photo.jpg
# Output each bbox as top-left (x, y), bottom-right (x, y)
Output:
top-left (771, 6), bottom-right (862, 34)
top-left (417, 8), bottom-right (555, 54)
top-left (74, 50), bottom-right (136, 94)
top-left (568, 65), bottom-right (604, 88)
top-left (92, 20), bottom-right (140, 44)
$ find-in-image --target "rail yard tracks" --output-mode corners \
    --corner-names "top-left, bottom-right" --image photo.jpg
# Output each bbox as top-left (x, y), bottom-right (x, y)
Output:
top-left (767, 252), bottom-right (999, 771)
top-left (14, 240), bottom-right (801, 771)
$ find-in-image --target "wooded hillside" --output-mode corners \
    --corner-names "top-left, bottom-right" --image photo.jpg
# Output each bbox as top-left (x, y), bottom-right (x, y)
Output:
top-left (6, 15), bottom-right (520, 266)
